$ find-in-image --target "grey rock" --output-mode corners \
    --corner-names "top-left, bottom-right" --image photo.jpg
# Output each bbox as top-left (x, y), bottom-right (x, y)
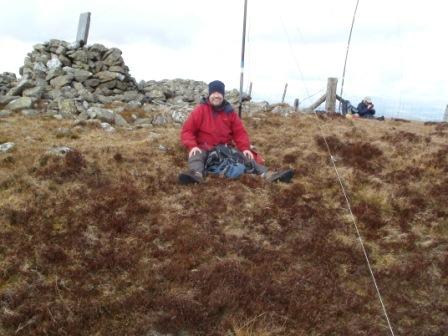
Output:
top-left (47, 146), bottom-right (72, 156)
top-left (55, 45), bottom-right (66, 55)
top-left (271, 104), bottom-right (294, 115)
top-left (152, 114), bottom-right (171, 125)
top-left (108, 65), bottom-right (126, 73)
top-left (135, 118), bottom-right (154, 126)
top-left (68, 41), bottom-right (81, 50)
top-left (97, 80), bottom-right (117, 90)
top-left (33, 44), bottom-right (46, 52)
top-left (115, 80), bottom-right (128, 91)
top-left (5, 97), bottom-right (33, 111)
top-left (35, 53), bottom-right (50, 65)
top-left (47, 56), bottom-right (63, 70)
top-left (74, 100), bottom-right (87, 114)
top-left (94, 61), bottom-right (106, 73)
top-left (76, 111), bottom-right (90, 121)
top-left (47, 89), bottom-right (62, 100)
top-left (84, 78), bottom-right (100, 88)
top-left (89, 43), bottom-right (108, 55)
top-left (59, 99), bottom-right (78, 117)
top-left (0, 95), bottom-right (20, 105)
top-left (123, 91), bottom-right (142, 102)
top-left (103, 48), bottom-right (123, 66)
top-left (63, 67), bottom-right (92, 82)
top-left (58, 54), bottom-right (72, 67)
top-left (171, 110), bottom-right (188, 123)
top-left (7, 79), bottom-right (34, 96)
top-left (96, 71), bottom-right (124, 82)
top-left (33, 62), bottom-right (47, 73)
top-left (96, 95), bottom-right (114, 103)
top-left (87, 107), bottom-right (115, 123)
top-left (127, 100), bottom-right (142, 108)
top-left (0, 110), bottom-right (13, 117)
top-left (68, 49), bottom-right (88, 63)
top-left (145, 89), bottom-right (166, 101)
top-left (60, 86), bottom-right (78, 99)
top-left (100, 122), bottom-right (115, 132)
top-left (114, 113), bottom-right (129, 127)
top-left (48, 39), bottom-right (69, 49)
top-left (20, 109), bottom-right (39, 117)
top-left (46, 68), bottom-right (64, 81)
top-left (50, 74), bottom-right (74, 89)
top-left (0, 142), bottom-right (15, 153)
top-left (23, 86), bottom-right (46, 98)
top-left (55, 127), bottom-right (72, 137)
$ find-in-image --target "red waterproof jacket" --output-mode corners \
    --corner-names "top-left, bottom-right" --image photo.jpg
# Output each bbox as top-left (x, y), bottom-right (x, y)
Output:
top-left (181, 100), bottom-right (251, 152)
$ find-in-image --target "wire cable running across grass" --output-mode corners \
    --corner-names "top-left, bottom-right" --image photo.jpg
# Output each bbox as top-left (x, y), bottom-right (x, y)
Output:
top-left (311, 112), bottom-right (397, 336)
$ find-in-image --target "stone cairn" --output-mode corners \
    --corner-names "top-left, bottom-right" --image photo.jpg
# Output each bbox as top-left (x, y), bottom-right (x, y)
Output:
top-left (0, 39), bottom-right (285, 127)
top-left (0, 39), bottom-right (212, 125)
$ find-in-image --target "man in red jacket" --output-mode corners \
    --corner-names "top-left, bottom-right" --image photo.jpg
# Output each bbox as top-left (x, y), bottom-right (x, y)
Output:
top-left (179, 80), bottom-right (293, 184)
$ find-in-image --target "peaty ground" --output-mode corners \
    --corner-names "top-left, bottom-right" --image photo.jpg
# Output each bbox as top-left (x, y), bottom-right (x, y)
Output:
top-left (0, 112), bottom-right (447, 335)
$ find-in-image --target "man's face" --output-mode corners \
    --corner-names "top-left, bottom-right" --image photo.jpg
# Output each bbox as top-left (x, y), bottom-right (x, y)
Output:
top-left (209, 92), bottom-right (224, 106)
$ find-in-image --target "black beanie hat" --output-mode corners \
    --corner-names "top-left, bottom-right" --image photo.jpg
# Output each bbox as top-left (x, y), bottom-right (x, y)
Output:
top-left (208, 80), bottom-right (225, 96)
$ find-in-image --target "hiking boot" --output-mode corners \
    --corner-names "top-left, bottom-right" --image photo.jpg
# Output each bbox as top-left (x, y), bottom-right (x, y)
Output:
top-left (178, 171), bottom-right (204, 185)
top-left (264, 169), bottom-right (294, 183)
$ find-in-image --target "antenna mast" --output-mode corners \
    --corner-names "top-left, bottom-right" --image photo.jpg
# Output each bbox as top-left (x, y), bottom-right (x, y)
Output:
top-left (238, 0), bottom-right (248, 118)
top-left (340, 0), bottom-right (360, 100)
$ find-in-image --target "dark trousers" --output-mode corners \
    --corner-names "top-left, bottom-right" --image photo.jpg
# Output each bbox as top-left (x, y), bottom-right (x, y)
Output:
top-left (188, 149), bottom-right (268, 176)
top-left (359, 109), bottom-right (376, 118)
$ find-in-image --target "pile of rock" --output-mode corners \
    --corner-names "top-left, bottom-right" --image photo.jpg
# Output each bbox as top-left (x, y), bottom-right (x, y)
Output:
top-left (0, 72), bottom-right (17, 95)
top-left (0, 39), bottom-right (296, 125)
top-left (0, 40), bottom-right (214, 122)
top-left (9, 39), bottom-right (139, 103)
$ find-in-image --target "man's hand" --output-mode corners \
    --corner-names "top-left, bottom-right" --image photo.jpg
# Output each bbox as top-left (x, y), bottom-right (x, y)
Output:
top-left (243, 149), bottom-right (254, 160)
top-left (188, 147), bottom-right (202, 158)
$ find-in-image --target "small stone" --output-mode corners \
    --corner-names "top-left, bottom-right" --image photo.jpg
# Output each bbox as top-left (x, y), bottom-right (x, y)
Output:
top-left (47, 146), bottom-right (72, 156)
top-left (100, 122), bottom-right (115, 132)
top-left (0, 142), bottom-right (15, 153)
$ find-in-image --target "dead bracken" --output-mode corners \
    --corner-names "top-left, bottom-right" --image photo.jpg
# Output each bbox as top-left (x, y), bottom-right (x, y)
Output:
top-left (0, 113), bottom-right (447, 335)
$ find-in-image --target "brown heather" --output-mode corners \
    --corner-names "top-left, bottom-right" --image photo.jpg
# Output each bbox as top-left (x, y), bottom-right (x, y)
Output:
top-left (0, 112), bottom-right (447, 335)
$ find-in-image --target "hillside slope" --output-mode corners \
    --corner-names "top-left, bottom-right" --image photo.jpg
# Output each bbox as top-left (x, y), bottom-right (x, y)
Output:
top-left (1, 112), bottom-right (447, 335)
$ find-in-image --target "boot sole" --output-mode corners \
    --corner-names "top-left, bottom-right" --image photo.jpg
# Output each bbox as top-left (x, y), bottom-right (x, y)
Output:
top-left (178, 173), bottom-right (202, 185)
top-left (270, 169), bottom-right (294, 183)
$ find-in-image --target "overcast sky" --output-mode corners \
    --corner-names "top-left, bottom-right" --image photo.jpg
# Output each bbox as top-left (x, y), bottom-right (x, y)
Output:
top-left (0, 0), bottom-right (446, 120)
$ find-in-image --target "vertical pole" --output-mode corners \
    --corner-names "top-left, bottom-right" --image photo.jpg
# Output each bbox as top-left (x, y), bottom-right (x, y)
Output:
top-left (238, 0), bottom-right (248, 118)
top-left (339, 0), bottom-right (360, 111)
top-left (76, 12), bottom-right (91, 46)
top-left (248, 82), bottom-right (253, 98)
top-left (325, 77), bottom-right (338, 112)
top-left (444, 104), bottom-right (448, 122)
top-left (282, 83), bottom-right (288, 103)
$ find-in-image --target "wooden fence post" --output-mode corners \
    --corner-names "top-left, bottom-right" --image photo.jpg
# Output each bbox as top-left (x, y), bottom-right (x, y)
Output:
top-left (325, 77), bottom-right (338, 112)
top-left (281, 83), bottom-right (288, 103)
